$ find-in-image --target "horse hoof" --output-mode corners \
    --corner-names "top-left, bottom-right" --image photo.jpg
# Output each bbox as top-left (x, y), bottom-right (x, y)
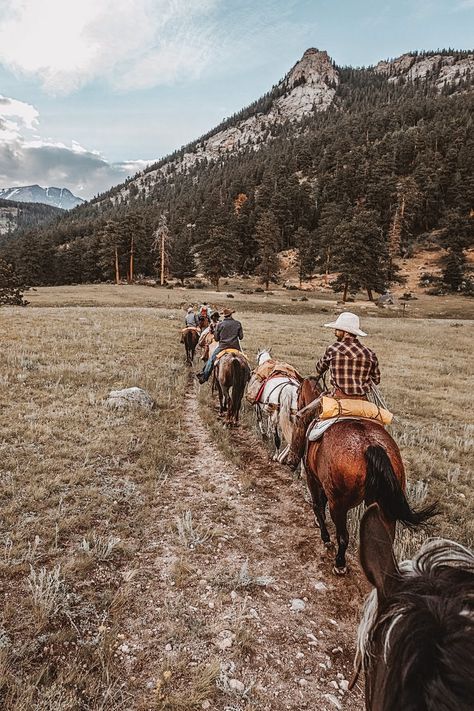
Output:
top-left (333, 565), bottom-right (348, 576)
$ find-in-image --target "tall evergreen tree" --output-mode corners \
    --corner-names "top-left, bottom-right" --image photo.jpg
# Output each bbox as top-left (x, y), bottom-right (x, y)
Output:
top-left (169, 228), bottom-right (196, 283)
top-left (294, 227), bottom-right (317, 285)
top-left (255, 211), bottom-right (280, 290)
top-left (196, 223), bottom-right (235, 290)
top-left (331, 204), bottom-right (390, 301)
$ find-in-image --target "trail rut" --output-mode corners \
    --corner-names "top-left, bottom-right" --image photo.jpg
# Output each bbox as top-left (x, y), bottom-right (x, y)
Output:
top-left (122, 378), bottom-right (366, 710)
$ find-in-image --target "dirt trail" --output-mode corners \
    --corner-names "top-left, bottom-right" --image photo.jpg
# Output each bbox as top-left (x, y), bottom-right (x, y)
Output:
top-left (122, 379), bottom-right (366, 710)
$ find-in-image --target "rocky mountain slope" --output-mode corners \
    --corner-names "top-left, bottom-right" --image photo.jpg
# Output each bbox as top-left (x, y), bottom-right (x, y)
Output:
top-left (97, 48), bottom-right (473, 209)
top-left (375, 51), bottom-right (474, 90)
top-left (0, 185), bottom-right (84, 210)
top-left (103, 48), bottom-right (339, 205)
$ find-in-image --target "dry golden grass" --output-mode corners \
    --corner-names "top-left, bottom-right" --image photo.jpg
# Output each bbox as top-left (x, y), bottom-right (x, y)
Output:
top-left (27, 282), bottom-right (474, 320)
top-left (0, 306), bottom-right (187, 709)
top-left (1, 287), bottom-right (472, 709)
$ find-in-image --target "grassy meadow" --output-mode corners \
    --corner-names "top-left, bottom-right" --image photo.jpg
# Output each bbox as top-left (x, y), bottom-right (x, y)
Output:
top-left (0, 306), bottom-right (188, 708)
top-left (0, 285), bottom-right (473, 708)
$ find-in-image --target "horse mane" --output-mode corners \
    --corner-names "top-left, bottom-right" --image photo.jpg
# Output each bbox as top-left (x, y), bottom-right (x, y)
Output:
top-left (358, 538), bottom-right (474, 711)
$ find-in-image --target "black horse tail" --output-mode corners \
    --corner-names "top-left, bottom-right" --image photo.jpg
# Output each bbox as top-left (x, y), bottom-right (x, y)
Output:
top-left (230, 357), bottom-right (248, 419)
top-left (364, 445), bottom-right (438, 528)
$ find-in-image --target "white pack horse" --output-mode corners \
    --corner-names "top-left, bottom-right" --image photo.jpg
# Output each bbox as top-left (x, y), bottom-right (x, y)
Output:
top-left (254, 349), bottom-right (300, 463)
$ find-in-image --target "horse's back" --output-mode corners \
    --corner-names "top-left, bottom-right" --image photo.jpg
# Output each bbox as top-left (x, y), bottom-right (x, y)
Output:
top-left (260, 377), bottom-right (297, 406)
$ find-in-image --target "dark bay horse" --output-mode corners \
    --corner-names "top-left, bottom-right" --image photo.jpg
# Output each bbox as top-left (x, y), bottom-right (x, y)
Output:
top-left (183, 328), bottom-right (199, 366)
top-left (289, 378), bottom-right (437, 573)
top-left (353, 503), bottom-right (474, 710)
top-left (214, 352), bottom-right (250, 427)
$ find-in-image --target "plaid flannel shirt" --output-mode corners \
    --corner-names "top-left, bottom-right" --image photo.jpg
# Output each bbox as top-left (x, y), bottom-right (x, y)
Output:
top-left (315, 335), bottom-right (380, 396)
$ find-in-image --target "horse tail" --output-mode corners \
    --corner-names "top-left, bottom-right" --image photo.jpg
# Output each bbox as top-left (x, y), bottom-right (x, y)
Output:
top-left (364, 445), bottom-right (438, 528)
top-left (230, 357), bottom-right (248, 419)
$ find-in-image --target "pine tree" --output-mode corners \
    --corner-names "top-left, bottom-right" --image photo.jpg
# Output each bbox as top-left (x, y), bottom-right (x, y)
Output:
top-left (169, 229), bottom-right (196, 283)
top-left (331, 204), bottom-right (390, 301)
top-left (196, 224), bottom-right (235, 290)
top-left (255, 211), bottom-right (280, 290)
top-left (442, 249), bottom-right (465, 291)
top-left (0, 258), bottom-right (29, 305)
top-left (294, 227), bottom-right (316, 285)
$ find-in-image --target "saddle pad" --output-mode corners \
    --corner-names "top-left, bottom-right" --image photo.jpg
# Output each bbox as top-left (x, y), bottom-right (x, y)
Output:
top-left (215, 348), bottom-right (248, 362)
top-left (308, 416), bottom-right (364, 441)
top-left (182, 326), bottom-right (200, 334)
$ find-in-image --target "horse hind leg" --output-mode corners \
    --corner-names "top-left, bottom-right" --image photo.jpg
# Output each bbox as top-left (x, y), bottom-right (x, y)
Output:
top-left (306, 471), bottom-right (330, 545)
top-left (330, 505), bottom-right (349, 575)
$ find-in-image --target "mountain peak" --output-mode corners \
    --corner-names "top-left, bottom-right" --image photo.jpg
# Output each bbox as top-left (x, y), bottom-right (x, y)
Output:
top-left (287, 47), bottom-right (338, 90)
top-left (0, 185), bottom-right (84, 210)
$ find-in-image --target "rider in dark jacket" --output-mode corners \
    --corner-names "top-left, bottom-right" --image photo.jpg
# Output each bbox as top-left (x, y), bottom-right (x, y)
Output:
top-left (196, 309), bottom-right (243, 383)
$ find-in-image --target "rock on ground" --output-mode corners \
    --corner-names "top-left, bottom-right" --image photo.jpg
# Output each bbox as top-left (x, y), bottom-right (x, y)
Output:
top-left (106, 387), bottom-right (155, 410)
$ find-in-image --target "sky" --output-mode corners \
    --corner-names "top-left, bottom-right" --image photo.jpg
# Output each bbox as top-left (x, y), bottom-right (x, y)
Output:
top-left (0, 0), bottom-right (473, 200)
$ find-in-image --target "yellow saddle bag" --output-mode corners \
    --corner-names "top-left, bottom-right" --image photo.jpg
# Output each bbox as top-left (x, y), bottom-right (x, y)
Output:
top-left (320, 396), bottom-right (393, 425)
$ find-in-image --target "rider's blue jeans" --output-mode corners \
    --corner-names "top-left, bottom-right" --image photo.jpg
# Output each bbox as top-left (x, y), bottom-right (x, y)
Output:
top-left (201, 345), bottom-right (222, 381)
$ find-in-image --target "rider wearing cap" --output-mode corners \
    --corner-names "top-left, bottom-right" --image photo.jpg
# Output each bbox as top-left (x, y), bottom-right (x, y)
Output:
top-left (287, 312), bottom-right (380, 468)
top-left (196, 308), bottom-right (243, 383)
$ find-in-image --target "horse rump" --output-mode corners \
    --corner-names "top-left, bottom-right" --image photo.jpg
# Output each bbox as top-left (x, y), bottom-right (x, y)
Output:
top-left (364, 445), bottom-right (438, 528)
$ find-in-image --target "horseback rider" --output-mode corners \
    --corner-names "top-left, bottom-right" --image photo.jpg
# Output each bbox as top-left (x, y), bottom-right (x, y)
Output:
top-left (315, 312), bottom-right (380, 398)
top-left (196, 308), bottom-right (243, 383)
top-left (198, 302), bottom-right (212, 328)
top-left (286, 312), bottom-right (380, 467)
top-left (184, 306), bottom-right (200, 328)
top-left (209, 311), bottom-right (220, 333)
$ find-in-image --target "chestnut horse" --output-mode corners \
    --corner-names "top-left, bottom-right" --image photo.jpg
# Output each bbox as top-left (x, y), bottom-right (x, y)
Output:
top-left (353, 503), bottom-right (474, 710)
top-left (183, 328), bottom-right (199, 366)
top-left (290, 378), bottom-right (437, 574)
top-left (213, 353), bottom-right (250, 427)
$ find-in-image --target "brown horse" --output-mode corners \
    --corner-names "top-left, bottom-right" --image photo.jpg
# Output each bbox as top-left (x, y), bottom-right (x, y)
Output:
top-left (183, 328), bottom-right (199, 366)
top-left (213, 353), bottom-right (250, 427)
top-left (289, 378), bottom-right (437, 574)
top-left (353, 503), bottom-right (474, 710)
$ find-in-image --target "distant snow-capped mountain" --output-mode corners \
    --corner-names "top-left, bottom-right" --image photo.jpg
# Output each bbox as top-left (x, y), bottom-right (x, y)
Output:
top-left (0, 185), bottom-right (84, 210)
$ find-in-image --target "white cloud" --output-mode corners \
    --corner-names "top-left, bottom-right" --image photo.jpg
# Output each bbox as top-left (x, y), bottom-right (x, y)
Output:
top-left (0, 0), bottom-right (220, 94)
top-left (0, 94), bottom-right (155, 197)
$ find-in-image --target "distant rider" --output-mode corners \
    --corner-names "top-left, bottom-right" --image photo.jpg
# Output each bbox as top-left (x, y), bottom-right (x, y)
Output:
top-left (196, 308), bottom-right (243, 383)
top-left (286, 312), bottom-right (380, 468)
top-left (185, 306), bottom-right (199, 328)
top-left (198, 302), bottom-right (212, 328)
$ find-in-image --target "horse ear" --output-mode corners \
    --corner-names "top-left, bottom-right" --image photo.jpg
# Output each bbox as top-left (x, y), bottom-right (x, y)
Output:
top-left (360, 504), bottom-right (399, 599)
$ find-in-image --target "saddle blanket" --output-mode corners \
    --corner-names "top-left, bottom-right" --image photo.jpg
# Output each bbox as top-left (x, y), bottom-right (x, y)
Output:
top-left (181, 326), bottom-right (200, 334)
top-left (215, 348), bottom-right (249, 362)
top-left (308, 416), bottom-right (366, 441)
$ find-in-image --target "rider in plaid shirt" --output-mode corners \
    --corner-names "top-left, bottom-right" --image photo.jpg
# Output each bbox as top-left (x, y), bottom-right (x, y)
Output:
top-left (286, 312), bottom-right (380, 469)
top-left (315, 335), bottom-right (380, 397)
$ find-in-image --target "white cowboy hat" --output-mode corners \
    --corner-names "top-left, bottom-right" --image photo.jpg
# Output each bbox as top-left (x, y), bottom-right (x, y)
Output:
top-left (324, 312), bottom-right (367, 337)
top-left (187, 306), bottom-right (194, 313)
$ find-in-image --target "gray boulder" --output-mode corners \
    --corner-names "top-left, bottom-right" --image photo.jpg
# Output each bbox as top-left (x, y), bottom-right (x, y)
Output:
top-left (106, 387), bottom-right (155, 410)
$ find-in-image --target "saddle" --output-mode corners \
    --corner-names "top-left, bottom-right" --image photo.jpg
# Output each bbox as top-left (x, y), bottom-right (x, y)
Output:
top-left (215, 348), bottom-right (249, 362)
top-left (181, 326), bottom-right (200, 334)
top-left (246, 360), bottom-right (303, 405)
top-left (307, 397), bottom-right (393, 442)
